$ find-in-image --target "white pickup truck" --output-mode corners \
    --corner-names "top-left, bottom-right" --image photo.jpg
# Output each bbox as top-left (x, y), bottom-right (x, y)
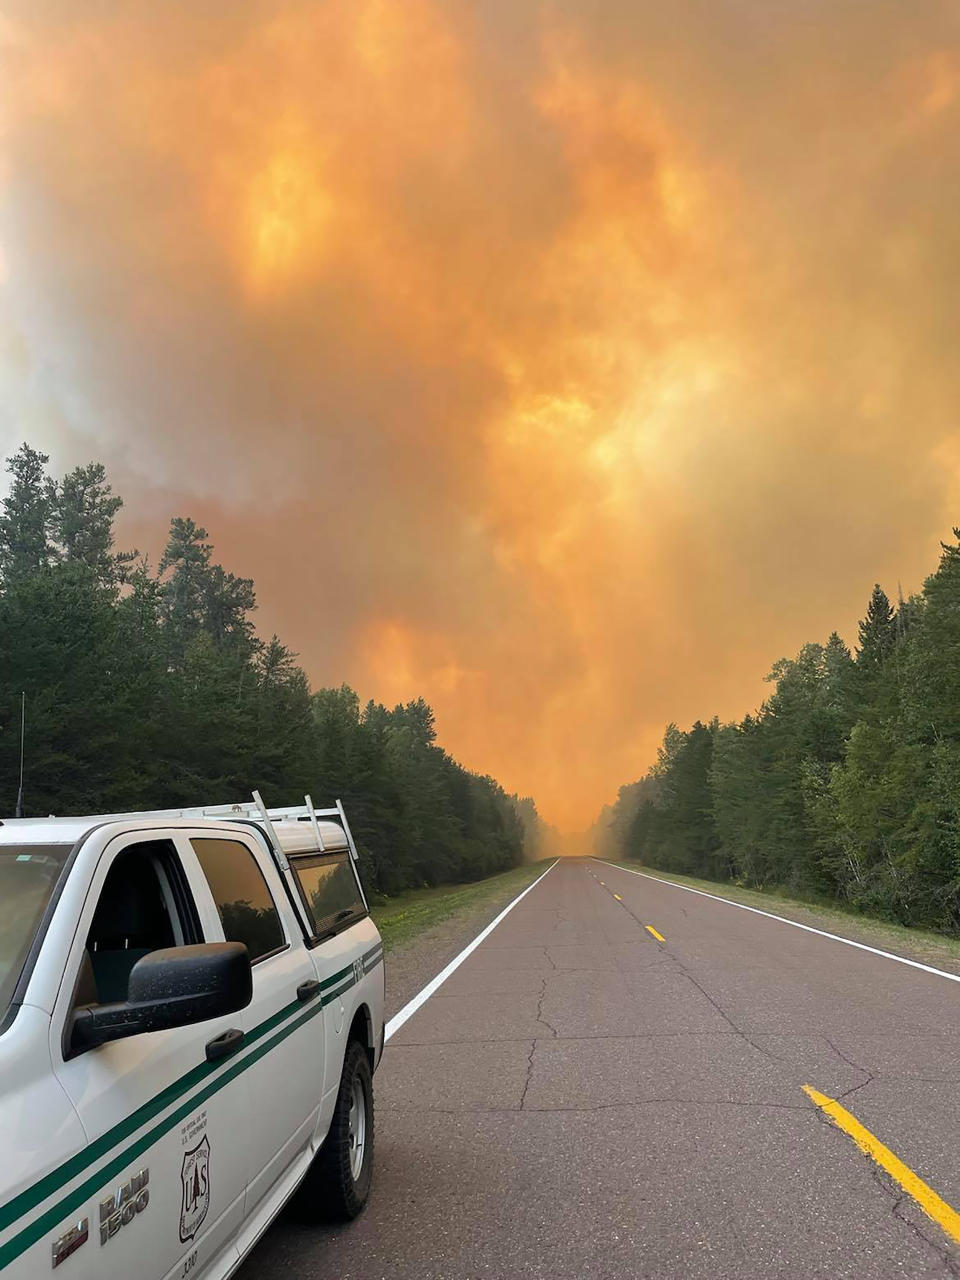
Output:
top-left (0, 796), bottom-right (385, 1280)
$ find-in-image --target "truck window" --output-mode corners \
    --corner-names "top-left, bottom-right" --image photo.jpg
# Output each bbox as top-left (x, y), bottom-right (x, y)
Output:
top-left (84, 840), bottom-right (199, 1005)
top-left (191, 837), bottom-right (286, 962)
top-left (0, 844), bottom-right (71, 1022)
top-left (289, 852), bottom-right (365, 936)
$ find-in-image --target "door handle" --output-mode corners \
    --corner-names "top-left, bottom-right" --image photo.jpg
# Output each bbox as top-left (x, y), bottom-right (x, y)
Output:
top-left (205, 1028), bottom-right (244, 1062)
top-left (297, 979), bottom-right (321, 1003)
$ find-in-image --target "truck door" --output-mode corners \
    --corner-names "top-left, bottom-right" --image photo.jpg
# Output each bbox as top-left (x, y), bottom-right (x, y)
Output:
top-left (185, 834), bottom-right (325, 1222)
top-left (50, 835), bottom-right (249, 1280)
top-left (282, 849), bottom-right (372, 1116)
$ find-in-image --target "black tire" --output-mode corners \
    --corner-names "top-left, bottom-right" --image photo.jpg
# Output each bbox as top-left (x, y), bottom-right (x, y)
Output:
top-left (292, 1040), bottom-right (374, 1223)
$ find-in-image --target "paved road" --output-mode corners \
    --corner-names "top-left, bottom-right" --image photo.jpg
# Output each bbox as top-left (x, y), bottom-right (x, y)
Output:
top-left (241, 858), bottom-right (960, 1278)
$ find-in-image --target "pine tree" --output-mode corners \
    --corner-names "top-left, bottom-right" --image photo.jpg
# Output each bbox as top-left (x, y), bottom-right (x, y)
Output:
top-left (0, 444), bottom-right (54, 583)
top-left (202, 565), bottom-right (257, 655)
top-left (159, 518), bottom-right (214, 662)
top-left (47, 462), bottom-right (136, 586)
top-left (857, 585), bottom-right (895, 669)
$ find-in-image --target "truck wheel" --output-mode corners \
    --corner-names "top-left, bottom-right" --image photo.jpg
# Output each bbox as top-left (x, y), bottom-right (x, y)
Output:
top-left (292, 1040), bottom-right (374, 1222)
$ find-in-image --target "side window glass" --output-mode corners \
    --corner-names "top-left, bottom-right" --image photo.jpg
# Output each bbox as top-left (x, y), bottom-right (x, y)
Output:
top-left (290, 853), bottom-right (365, 936)
top-left (84, 840), bottom-right (198, 1007)
top-left (191, 838), bottom-right (286, 962)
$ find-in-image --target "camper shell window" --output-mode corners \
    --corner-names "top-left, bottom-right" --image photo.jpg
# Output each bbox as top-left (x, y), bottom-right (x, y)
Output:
top-left (289, 852), bottom-right (366, 938)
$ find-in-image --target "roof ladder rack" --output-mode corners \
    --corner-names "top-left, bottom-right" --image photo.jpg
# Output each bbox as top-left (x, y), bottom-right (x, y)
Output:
top-left (252, 790), bottom-right (289, 870)
top-left (304, 794), bottom-right (326, 853)
top-left (335, 797), bottom-right (368, 911)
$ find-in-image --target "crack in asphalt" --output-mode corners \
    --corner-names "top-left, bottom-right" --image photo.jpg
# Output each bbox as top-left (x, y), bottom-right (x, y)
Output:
top-left (518, 1039), bottom-right (537, 1110)
top-left (836, 1073), bottom-right (877, 1102)
top-left (652, 943), bottom-right (793, 1075)
top-left (598, 880), bottom-right (766, 1048)
top-left (888, 1190), bottom-right (960, 1279)
top-left (824, 1035), bottom-right (869, 1075)
top-left (821, 1035), bottom-right (879, 1102)
top-left (535, 976), bottom-right (559, 1039)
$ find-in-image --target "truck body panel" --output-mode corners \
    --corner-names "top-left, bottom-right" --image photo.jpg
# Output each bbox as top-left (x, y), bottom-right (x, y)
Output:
top-left (0, 798), bottom-right (383, 1280)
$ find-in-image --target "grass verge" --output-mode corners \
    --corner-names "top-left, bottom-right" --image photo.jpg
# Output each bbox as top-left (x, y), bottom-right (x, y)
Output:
top-left (597, 859), bottom-right (960, 974)
top-left (370, 859), bottom-right (553, 953)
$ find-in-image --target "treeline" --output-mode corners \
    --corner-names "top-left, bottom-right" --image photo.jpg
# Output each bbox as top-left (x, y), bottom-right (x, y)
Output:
top-left (0, 445), bottom-right (546, 894)
top-left (599, 531), bottom-right (960, 933)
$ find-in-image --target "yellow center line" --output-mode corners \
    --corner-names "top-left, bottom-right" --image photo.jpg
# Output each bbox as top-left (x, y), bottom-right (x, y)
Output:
top-left (803, 1086), bottom-right (960, 1247)
top-left (645, 925), bottom-right (666, 942)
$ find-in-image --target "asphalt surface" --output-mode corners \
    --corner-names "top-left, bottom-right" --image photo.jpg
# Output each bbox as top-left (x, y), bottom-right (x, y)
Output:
top-left (239, 858), bottom-right (960, 1279)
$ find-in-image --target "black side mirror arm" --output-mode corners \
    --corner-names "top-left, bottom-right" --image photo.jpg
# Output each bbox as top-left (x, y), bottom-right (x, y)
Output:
top-left (69, 988), bottom-right (228, 1055)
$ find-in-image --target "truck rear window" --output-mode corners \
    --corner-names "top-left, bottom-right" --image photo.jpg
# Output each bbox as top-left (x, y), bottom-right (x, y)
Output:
top-left (191, 837), bottom-right (287, 962)
top-left (290, 852), bottom-right (365, 936)
top-left (0, 845), bottom-right (71, 1023)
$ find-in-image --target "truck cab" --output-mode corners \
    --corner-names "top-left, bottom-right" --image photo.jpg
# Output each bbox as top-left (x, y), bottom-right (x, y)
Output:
top-left (0, 797), bottom-right (384, 1280)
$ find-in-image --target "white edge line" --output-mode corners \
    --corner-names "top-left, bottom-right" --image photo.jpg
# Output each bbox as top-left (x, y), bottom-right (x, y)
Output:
top-left (594, 859), bottom-right (960, 987)
top-left (384, 860), bottom-right (559, 1041)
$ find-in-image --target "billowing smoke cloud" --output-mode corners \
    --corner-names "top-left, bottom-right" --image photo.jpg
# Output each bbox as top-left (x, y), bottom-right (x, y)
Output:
top-left (2, 1), bottom-right (959, 827)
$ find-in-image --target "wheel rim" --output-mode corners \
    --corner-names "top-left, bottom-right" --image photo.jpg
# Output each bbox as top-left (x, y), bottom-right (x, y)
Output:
top-left (347, 1076), bottom-right (366, 1182)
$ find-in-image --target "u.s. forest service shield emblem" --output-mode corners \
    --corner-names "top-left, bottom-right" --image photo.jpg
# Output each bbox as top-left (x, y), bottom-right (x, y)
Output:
top-left (179, 1136), bottom-right (211, 1243)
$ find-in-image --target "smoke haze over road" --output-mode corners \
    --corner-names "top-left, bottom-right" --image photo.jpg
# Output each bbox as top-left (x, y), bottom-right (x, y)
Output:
top-left (2, 1), bottom-right (959, 826)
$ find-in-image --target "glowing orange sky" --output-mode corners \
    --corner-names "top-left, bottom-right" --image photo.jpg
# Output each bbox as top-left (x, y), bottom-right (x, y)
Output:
top-left (2, 2), bottom-right (960, 827)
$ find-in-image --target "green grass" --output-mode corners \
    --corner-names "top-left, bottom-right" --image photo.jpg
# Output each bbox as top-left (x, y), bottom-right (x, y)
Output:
top-left (370, 860), bottom-right (553, 953)
top-left (596, 858), bottom-right (960, 970)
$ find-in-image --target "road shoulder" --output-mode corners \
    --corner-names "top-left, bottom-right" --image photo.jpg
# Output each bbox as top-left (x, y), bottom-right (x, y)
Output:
top-left (371, 861), bottom-right (553, 1019)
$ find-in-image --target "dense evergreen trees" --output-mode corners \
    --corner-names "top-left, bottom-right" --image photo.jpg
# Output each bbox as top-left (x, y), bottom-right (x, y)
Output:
top-left (601, 534), bottom-right (960, 933)
top-left (0, 445), bottom-right (542, 894)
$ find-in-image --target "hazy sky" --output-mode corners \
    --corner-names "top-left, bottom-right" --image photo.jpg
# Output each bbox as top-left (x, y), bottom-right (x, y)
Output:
top-left (2, 2), bottom-right (959, 827)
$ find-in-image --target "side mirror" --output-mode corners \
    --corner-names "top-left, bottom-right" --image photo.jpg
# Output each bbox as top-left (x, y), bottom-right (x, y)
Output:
top-left (70, 942), bottom-right (252, 1055)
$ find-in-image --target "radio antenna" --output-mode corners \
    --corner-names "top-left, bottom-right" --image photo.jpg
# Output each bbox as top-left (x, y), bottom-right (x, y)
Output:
top-left (15, 692), bottom-right (25, 818)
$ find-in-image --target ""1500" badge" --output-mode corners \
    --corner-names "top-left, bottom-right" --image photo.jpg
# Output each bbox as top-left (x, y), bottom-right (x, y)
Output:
top-left (100, 1168), bottom-right (150, 1245)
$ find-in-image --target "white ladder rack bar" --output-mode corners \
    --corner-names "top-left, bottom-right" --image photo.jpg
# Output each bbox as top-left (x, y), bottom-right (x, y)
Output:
top-left (252, 790), bottom-right (289, 870)
top-left (304, 794), bottom-right (326, 853)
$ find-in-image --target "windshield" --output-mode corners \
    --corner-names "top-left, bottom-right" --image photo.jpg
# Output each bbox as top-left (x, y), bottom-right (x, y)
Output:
top-left (0, 845), bottom-right (71, 1022)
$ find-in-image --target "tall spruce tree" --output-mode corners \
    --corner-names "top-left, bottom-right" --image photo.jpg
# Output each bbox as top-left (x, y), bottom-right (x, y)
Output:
top-left (159, 517), bottom-right (215, 662)
top-left (857, 585), bottom-right (895, 669)
top-left (48, 462), bottom-right (136, 586)
top-left (0, 444), bottom-right (54, 583)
